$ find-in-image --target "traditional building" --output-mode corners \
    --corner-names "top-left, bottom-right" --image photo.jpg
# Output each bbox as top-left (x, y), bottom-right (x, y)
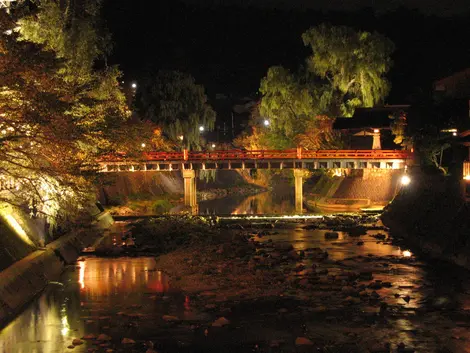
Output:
top-left (333, 105), bottom-right (409, 150)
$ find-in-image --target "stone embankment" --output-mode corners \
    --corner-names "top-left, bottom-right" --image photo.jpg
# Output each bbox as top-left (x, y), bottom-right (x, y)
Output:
top-left (0, 212), bottom-right (110, 325)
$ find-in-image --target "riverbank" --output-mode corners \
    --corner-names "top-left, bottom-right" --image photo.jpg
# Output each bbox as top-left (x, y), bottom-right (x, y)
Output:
top-left (381, 172), bottom-right (470, 270)
top-left (0, 224), bottom-right (105, 326)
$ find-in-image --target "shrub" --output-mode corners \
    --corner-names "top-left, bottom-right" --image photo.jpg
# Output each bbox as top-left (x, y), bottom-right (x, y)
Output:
top-left (152, 199), bottom-right (172, 214)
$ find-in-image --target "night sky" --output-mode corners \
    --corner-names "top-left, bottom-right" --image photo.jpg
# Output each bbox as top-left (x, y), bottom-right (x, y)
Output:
top-left (181, 0), bottom-right (470, 16)
top-left (102, 0), bottom-right (470, 105)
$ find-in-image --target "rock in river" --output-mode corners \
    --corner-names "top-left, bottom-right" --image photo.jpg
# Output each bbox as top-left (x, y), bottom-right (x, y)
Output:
top-left (212, 317), bottom-right (230, 327)
top-left (295, 337), bottom-right (314, 346)
top-left (72, 338), bottom-right (84, 346)
top-left (325, 231), bottom-right (339, 239)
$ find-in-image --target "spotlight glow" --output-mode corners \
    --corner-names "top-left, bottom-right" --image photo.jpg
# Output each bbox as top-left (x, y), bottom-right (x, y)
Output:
top-left (401, 175), bottom-right (411, 186)
top-left (402, 250), bottom-right (412, 257)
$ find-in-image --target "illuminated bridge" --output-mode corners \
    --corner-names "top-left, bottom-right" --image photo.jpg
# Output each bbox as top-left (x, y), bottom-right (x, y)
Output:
top-left (99, 149), bottom-right (411, 172)
top-left (98, 148), bottom-right (412, 213)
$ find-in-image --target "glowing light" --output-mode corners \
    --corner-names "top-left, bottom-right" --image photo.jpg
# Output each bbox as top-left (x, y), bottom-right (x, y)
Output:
top-left (1, 130), bottom-right (5, 134)
top-left (178, 135), bottom-right (184, 141)
top-left (373, 129), bottom-right (380, 133)
top-left (402, 250), bottom-right (412, 257)
top-left (61, 314), bottom-right (70, 336)
top-left (131, 82), bottom-right (137, 89)
top-left (264, 119), bottom-right (270, 126)
top-left (211, 143), bottom-right (216, 148)
top-left (141, 143), bottom-right (146, 148)
top-left (465, 175), bottom-right (470, 181)
top-left (199, 126), bottom-right (205, 132)
top-left (401, 175), bottom-right (411, 186)
top-left (220, 214), bottom-right (323, 221)
top-left (3, 214), bottom-right (34, 246)
top-left (453, 132), bottom-right (457, 136)
top-left (78, 261), bottom-right (85, 289)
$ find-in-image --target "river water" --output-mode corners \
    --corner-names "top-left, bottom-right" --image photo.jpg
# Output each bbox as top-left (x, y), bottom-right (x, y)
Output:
top-left (2, 195), bottom-right (470, 352)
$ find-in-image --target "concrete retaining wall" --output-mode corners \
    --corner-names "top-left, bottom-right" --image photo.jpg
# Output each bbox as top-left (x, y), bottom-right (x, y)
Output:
top-left (0, 224), bottom-right (104, 325)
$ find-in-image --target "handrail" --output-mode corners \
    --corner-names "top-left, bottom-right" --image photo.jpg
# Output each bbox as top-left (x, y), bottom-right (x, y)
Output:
top-left (100, 149), bottom-right (412, 163)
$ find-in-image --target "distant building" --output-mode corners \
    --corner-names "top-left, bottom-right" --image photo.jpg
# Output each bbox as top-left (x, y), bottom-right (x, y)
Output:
top-left (433, 68), bottom-right (470, 131)
top-left (334, 105), bottom-right (409, 150)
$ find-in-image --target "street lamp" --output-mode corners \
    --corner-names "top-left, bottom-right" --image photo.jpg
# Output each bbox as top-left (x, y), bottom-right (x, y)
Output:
top-left (264, 119), bottom-right (270, 126)
top-left (199, 126), bottom-right (205, 132)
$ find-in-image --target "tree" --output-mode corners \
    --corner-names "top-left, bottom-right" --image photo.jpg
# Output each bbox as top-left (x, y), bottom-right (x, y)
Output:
top-left (245, 24), bottom-right (394, 150)
top-left (136, 71), bottom-right (216, 150)
top-left (302, 24), bottom-right (394, 116)
top-left (258, 66), bottom-right (336, 149)
top-left (17, 0), bottom-right (108, 84)
top-left (0, 2), bottom-right (131, 230)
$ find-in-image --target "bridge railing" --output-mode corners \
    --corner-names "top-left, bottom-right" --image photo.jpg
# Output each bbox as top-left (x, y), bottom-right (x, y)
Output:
top-left (99, 149), bottom-right (412, 163)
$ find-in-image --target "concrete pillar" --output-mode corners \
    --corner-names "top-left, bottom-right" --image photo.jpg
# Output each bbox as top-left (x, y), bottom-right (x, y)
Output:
top-left (182, 169), bottom-right (197, 214)
top-left (294, 169), bottom-right (304, 214)
top-left (372, 129), bottom-right (381, 150)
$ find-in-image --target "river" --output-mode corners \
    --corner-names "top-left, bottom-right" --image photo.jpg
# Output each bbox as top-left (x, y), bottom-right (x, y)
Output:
top-left (2, 195), bottom-right (470, 352)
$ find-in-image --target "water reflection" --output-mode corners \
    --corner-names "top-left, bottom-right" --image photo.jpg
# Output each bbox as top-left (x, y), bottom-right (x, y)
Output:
top-left (0, 257), bottom-right (170, 353)
top-left (199, 191), bottom-right (296, 215)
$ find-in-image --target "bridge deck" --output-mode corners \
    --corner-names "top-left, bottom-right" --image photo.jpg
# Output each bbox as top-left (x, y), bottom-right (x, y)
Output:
top-left (98, 149), bottom-right (412, 172)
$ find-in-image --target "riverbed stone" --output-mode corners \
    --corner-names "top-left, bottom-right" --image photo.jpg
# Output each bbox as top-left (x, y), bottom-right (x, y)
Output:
top-left (121, 338), bottom-right (136, 344)
top-left (212, 317), bottom-right (230, 327)
top-left (295, 337), bottom-right (314, 345)
top-left (325, 231), bottom-right (339, 239)
top-left (97, 334), bottom-right (112, 341)
top-left (72, 338), bottom-right (84, 346)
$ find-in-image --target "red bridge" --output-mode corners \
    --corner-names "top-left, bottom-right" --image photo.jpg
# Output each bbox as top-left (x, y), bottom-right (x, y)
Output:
top-left (99, 148), bottom-right (412, 172)
top-left (98, 148), bottom-right (412, 213)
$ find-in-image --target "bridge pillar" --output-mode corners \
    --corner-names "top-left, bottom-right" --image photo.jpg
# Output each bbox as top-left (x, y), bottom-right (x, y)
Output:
top-left (182, 169), bottom-right (198, 214)
top-left (294, 169), bottom-right (304, 213)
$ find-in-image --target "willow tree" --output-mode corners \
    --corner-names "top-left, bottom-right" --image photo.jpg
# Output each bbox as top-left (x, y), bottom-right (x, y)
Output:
top-left (302, 24), bottom-right (394, 116)
top-left (258, 66), bottom-right (336, 149)
top-left (136, 71), bottom-right (216, 150)
top-left (248, 24), bottom-right (394, 150)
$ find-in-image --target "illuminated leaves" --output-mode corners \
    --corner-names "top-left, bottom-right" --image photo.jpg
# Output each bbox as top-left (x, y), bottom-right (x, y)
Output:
top-left (255, 24), bottom-right (394, 149)
top-left (302, 24), bottom-right (394, 115)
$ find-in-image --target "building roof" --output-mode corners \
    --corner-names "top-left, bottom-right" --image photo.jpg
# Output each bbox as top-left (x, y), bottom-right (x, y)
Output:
top-left (333, 105), bottom-right (409, 130)
top-left (434, 68), bottom-right (470, 98)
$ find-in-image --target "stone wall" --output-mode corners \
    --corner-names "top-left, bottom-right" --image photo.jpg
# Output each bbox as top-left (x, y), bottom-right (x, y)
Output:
top-left (0, 225), bottom-right (104, 326)
top-left (333, 169), bottom-right (401, 202)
